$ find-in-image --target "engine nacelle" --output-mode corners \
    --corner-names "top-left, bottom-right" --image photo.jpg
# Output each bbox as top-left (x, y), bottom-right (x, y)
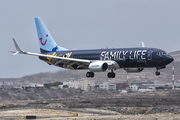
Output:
top-left (89, 61), bottom-right (108, 72)
top-left (124, 68), bottom-right (144, 73)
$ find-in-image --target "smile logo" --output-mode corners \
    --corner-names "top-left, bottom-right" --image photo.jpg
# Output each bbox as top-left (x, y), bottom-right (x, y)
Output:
top-left (39, 34), bottom-right (48, 46)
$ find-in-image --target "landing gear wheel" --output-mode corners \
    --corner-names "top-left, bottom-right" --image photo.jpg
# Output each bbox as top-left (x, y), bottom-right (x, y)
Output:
top-left (108, 72), bottom-right (111, 78)
top-left (90, 72), bottom-right (94, 78)
top-left (112, 72), bottom-right (115, 78)
top-left (107, 72), bottom-right (116, 78)
top-left (86, 72), bottom-right (94, 78)
top-left (155, 71), bottom-right (160, 76)
top-left (86, 72), bottom-right (90, 78)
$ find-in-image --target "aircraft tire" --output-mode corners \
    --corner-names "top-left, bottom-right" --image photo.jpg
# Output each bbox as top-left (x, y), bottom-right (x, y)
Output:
top-left (108, 72), bottom-right (115, 78)
top-left (90, 72), bottom-right (94, 78)
top-left (112, 72), bottom-right (115, 78)
top-left (86, 72), bottom-right (90, 78)
top-left (155, 71), bottom-right (160, 76)
top-left (107, 72), bottom-right (112, 78)
top-left (86, 72), bottom-right (94, 78)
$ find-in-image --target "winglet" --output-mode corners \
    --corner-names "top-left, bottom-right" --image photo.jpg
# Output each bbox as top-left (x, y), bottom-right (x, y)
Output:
top-left (141, 42), bottom-right (145, 47)
top-left (12, 38), bottom-right (22, 52)
top-left (11, 38), bottom-right (23, 56)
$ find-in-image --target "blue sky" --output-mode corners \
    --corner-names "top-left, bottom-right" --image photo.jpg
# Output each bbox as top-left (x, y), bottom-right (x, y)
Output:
top-left (1, 0), bottom-right (180, 78)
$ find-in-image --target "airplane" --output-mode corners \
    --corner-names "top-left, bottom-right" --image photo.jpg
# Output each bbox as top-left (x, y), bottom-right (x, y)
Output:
top-left (11, 17), bottom-right (174, 78)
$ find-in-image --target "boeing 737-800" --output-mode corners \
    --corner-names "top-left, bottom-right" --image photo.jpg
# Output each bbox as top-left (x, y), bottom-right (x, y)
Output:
top-left (11, 17), bottom-right (174, 78)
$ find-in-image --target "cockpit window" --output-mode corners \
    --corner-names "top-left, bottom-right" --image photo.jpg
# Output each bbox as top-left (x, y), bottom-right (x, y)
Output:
top-left (157, 52), bottom-right (167, 56)
top-left (162, 52), bottom-right (166, 55)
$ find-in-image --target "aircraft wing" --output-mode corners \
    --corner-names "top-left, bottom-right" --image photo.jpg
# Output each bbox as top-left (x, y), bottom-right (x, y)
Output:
top-left (10, 50), bottom-right (91, 63)
top-left (10, 39), bottom-right (91, 68)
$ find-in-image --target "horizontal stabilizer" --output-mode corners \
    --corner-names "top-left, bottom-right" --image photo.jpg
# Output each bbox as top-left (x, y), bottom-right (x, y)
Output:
top-left (11, 51), bottom-right (20, 56)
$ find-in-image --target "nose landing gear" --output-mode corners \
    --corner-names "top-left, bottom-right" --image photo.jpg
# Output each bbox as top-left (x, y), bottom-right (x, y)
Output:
top-left (155, 71), bottom-right (160, 76)
top-left (155, 67), bottom-right (160, 76)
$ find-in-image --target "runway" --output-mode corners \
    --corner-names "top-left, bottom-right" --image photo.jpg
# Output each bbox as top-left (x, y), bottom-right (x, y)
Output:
top-left (0, 107), bottom-right (180, 120)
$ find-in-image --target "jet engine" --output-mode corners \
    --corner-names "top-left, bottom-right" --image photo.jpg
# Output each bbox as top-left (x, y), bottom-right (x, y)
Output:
top-left (89, 61), bottom-right (108, 72)
top-left (124, 68), bottom-right (144, 73)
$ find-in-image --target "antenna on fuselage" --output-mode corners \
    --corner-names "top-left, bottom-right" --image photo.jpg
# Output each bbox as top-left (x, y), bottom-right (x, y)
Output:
top-left (141, 42), bottom-right (145, 47)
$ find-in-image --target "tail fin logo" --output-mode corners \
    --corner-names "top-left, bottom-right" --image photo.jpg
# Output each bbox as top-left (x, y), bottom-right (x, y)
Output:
top-left (39, 34), bottom-right (48, 46)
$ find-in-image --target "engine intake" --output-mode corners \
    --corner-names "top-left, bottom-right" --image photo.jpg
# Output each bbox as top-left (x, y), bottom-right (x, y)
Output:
top-left (124, 68), bottom-right (144, 73)
top-left (89, 61), bottom-right (108, 72)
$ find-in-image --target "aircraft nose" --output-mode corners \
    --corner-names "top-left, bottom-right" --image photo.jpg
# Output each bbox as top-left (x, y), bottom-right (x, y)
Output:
top-left (164, 55), bottom-right (174, 64)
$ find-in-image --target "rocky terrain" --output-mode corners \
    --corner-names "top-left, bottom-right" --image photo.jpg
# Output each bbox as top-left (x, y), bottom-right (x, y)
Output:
top-left (0, 88), bottom-right (180, 119)
top-left (0, 88), bottom-right (180, 114)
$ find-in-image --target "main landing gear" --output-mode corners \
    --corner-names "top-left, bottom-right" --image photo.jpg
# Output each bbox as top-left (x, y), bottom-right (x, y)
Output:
top-left (86, 72), bottom-right (94, 78)
top-left (107, 70), bottom-right (115, 78)
top-left (86, 70), bottom-right (116, 78)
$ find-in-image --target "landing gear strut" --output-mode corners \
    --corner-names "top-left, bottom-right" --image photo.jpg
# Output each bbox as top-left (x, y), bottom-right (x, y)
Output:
top-left (86, 72), bottom-right (94, 78)
top-left (155, 68), bottom-right (160, 76)
top-left (107, 70), bottom-right (116, 78)
top-left (155, 66), bottom-right (166, 76)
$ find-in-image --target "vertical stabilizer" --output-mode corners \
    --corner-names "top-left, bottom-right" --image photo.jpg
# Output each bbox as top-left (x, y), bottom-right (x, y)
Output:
top-left (35, 17), bottom-right (68, 53)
